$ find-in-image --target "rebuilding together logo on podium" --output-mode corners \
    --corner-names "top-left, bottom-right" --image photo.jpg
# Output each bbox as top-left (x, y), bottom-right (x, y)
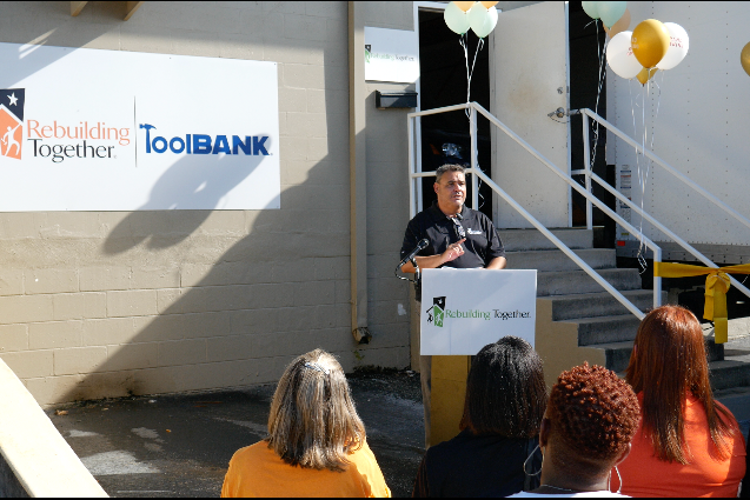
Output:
top-left (425, 294), bottom-right (531, 329)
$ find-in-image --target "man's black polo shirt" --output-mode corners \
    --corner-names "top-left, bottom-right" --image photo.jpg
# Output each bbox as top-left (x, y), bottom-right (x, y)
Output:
top-left (400, 202), bottom-right (506, 269)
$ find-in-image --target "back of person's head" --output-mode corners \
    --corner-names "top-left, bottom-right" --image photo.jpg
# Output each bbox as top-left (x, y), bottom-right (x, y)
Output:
top-left (626, 304), bottom-right (708, 399)
top-left (626, 305), bottom-right (734, 463)
top-left (546, 363), bottom-right (640, 477)
top-left (267, 349), bottom-right (365, 471)
top-left (459, 336), bottom-right (546, 437)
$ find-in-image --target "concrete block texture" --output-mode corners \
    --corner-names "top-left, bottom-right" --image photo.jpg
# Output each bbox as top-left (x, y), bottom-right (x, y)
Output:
top-left (0, 351), bottom-right (54, 379)
top-left (0, 269), bottom-right (24, 296)
top-left (0, 324), bottom-right (28, 353)
top-left (0, 1), bottom-right (414, 405)
top-left (0, 295), bottom-right (54, 325)
top-left (54, 347), bottom-right (108, 376)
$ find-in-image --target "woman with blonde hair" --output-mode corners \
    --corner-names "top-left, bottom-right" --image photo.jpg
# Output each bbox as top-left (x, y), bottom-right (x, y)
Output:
top-left (221, 349), bottom-right (391, 497)
top-left (611, 305), bottom-right (746, 496)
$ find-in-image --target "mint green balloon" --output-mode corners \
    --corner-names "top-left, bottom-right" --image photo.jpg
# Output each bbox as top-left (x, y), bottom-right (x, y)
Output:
top-left (444, 2), bottom-right (471, 35)
top-left (468, 3), bottom-right (498, 39)
top-left (598, 1), bottom-right (626, 28)
top-left (582, 1), bottom-right (600, 20)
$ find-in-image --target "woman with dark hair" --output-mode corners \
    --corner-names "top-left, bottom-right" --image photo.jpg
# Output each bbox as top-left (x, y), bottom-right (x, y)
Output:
top-left (611, 305), bottom-right (746, 497)
top-left (411, 336), bottom-right (547, 497)
top-left (221, 349), bottom-right (391, 497)
top-left (509, 362), bottom-right (641, 497)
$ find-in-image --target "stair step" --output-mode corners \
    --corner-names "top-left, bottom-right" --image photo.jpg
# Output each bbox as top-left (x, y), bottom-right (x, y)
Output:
top-left (499, 228), bottom-right (593, 252)
top-left (543, 289), bottom-right (662, 321)
top-left (561, 314), bottom-right (642, 346)
top-left (592, 338), bottom-right (724, 374)
top-left (506, 248), bottom-right (616, 272)
top-left (711, 335), bottom-right (750, 392)
top-left (537, 268), bottom-right (643, 296)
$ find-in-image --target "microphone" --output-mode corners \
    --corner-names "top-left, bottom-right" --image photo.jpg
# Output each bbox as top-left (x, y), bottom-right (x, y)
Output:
top-left (397, 238), bottom-right (429, 269)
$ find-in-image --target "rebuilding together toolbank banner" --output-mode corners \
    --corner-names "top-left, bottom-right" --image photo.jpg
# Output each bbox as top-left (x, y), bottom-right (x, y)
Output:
top-left (0, 42), bottom-right (280, 211)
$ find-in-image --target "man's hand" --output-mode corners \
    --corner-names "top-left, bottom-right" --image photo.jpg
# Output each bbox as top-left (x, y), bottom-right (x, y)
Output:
top-left (400, 238), bottom-right (466, 273)
top-left (442, 238), bottom-right (466, 263)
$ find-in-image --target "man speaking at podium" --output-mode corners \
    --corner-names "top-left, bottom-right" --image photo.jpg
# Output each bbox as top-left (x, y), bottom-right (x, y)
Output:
top-left (400, 163), bottom-right (506, 448)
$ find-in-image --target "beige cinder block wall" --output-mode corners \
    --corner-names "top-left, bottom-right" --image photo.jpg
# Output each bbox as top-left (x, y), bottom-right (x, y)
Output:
top-left (0, 1), bottom-right (413, 406)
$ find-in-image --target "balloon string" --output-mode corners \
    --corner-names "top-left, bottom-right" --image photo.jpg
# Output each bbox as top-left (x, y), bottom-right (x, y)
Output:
top-left (633, 72), bottom-right (663, 273)
top-left (459, 33), bottom-right (487, 208)
top-left (462, 35), bottom-right (485, 120)
top-left (627, 79), bottom-right (647, 274)
top-left (589, 21), bottom-right (607, 173)
top-left (636, 77), bottom-right (656, 274)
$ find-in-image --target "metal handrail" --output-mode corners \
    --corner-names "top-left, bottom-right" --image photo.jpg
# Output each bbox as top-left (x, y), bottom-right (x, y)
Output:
top-left (573, 108), bottom-right (750, 301)
top-left (574, 108), bottom-right (750, 233)
top-left (407, 102), bottom-right (661, 318)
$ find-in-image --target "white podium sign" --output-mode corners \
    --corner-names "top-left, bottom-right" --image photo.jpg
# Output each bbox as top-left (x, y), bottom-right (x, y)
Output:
top-left (420, 268), bottom-right (537, 355)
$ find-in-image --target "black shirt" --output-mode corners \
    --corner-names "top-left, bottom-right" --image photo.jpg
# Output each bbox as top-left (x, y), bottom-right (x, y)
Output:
top-left (411, 429), bottom-right (540, 497)
top-left (400, 202), bottom-right (506, 269)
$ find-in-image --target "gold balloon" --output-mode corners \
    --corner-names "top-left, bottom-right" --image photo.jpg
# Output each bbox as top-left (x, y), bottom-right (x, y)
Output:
top-left (607, 8), bottom-right (631, 38)
top-left (631, 19), bottom-right (671, 68)
top-left (742, 42), bottom-right (750, 77)
top-left (453, 1), bottom-right (475, 12)
top-left (636, 67), bottom-right (658, 85)
top-left (480, 1), bottom-right (499, 7)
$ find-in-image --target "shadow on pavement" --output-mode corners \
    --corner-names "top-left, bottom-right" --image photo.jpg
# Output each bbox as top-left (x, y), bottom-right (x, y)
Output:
top-left (47, 370), bottom-right (425, 498)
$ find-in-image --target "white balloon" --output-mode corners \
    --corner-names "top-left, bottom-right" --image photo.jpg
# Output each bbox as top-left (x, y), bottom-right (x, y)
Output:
top-left (606, 31), bottom-right (642, 79)
top-left (656, 22), bottom-right (689, 70)
top-left (468, 3), bottom-right (498, 39)
top-left (444, 2), bottom-right (471, 35)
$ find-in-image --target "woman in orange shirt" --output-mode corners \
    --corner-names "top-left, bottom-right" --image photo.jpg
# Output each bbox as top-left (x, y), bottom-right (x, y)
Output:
top-left (611, 305), bottom-right (746, 497)
top-left (221, 349), bottom-right (391, 497)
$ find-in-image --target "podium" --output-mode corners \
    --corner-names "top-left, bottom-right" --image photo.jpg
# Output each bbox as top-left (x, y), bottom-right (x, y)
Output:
top-left (421, 268), bottom-right (536, 446)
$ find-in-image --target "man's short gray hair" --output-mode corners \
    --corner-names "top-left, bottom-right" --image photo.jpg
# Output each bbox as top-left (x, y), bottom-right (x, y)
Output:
top-left (435, 164), bottom-right (465, 183)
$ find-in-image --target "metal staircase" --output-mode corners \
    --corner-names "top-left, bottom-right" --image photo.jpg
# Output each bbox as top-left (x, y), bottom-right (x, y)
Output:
top-left (406, 102), bottom-right (750, 391)
top-left (501, 226), bottom-right (746, 391)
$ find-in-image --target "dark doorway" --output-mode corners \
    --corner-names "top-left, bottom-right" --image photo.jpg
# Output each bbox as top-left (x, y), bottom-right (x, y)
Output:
top-left (417, 9), bottom-right (492, 220)
top-left (568, 1), bottom-right (616, 247)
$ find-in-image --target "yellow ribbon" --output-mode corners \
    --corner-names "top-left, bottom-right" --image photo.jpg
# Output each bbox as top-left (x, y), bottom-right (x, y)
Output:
top-left (653, 262), bottom-right (750, 344)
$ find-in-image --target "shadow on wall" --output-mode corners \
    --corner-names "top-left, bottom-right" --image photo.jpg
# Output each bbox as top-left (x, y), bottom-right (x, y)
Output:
top-left (0, 2), bottom-right (130, 81)
top-left (59, 24), bottom-right (362, 403)
top-left (103, 148), bottom-right (268, 254)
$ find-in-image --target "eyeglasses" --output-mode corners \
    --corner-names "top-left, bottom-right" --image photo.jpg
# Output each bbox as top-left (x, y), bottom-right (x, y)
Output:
top-left (451, 216), bottom-right (466, 239)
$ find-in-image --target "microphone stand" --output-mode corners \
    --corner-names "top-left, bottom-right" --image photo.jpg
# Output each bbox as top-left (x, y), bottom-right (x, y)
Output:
top-left (395, 256), bottom-right (421, 299)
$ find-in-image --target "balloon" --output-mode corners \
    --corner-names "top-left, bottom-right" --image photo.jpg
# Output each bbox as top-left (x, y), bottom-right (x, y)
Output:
top-left (656, 22), bottom-right (689, 70)
top-left (607, 31), bottom-right (642, 79)
top-left (599, 1), bottom-right (627, 29)
top-left (468, 3), bottom-right (498, 39)
top-left (582, 1), bottom-right (600, 20)
top-left (631, 19), bottom-right (671, 68)
top-left (480, 1), bottom-right (498, 7)
top-left (636, 67), bottom-right (658, 85)
top-left (453, 2), bottom-right (475, 12)
top-left (607, 7), bottom-right (630, 37)
top-left (742, 42), bottom-right (750, 77)
top-left (444, 2), bottom-right (471, 35)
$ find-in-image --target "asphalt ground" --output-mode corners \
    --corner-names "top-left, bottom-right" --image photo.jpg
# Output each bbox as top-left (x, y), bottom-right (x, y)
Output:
top-left (45, 362), bottom-right (750, 498)
top-left (46, 369), bottom-right (425, 498)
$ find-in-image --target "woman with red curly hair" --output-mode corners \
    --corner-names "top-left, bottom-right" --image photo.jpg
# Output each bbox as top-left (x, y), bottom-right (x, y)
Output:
top-left (509, 362), bottom-right (641, 497)
top-left (611, 305), bottom-right (746, 497)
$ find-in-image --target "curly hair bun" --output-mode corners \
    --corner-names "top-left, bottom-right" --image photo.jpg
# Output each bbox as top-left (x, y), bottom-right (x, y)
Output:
top-left (549, 362), bottom-right (640, 462)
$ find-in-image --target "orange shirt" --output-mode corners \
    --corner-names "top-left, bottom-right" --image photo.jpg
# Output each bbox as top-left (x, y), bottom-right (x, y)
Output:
top-left (221, 439), bottom-right (391, 498)
top-left (611, 393), bottom-right (746, 497)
